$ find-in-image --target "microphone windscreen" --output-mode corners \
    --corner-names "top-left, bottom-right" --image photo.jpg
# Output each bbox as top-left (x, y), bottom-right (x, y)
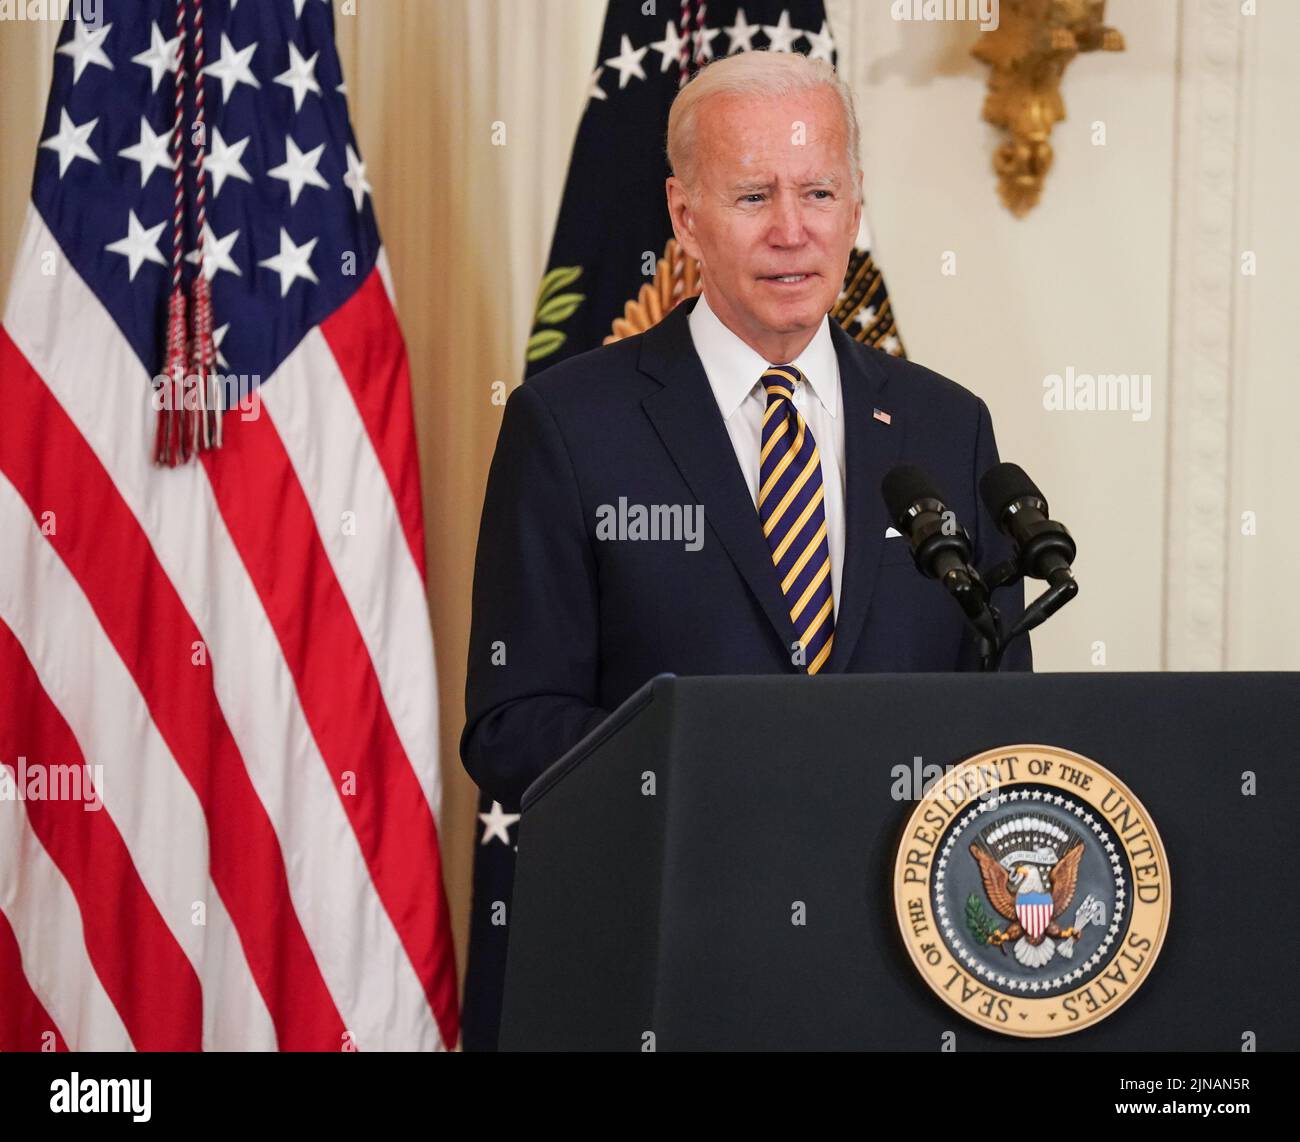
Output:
top-left (979, 462), bottom-right (1043, 521)
top-left (881, 464), bottom-right (943, 526)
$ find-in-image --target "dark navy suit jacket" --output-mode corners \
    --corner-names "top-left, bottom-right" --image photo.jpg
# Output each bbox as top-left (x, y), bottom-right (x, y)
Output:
top-left (461, 296), bottom-right (1030, 805)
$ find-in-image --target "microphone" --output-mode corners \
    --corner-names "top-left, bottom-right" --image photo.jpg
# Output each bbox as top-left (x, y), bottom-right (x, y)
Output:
top-left (881, 465), bottom-right (974, 585)
top-left (978, 463), bottom-right (1076, 588)
top-left (881, 466), bottom-right (998, 653)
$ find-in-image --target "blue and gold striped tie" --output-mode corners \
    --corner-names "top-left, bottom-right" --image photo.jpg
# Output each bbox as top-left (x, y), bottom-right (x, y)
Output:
top-left (757, 365), bottom-right (834, 675)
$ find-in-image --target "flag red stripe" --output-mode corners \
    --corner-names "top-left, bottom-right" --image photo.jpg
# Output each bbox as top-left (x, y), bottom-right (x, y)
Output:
top-left (203, 407), bottom-right (459, 1047)
top-left (0, 620), bottom-right (202, 1050)
top-left (319, 268), bottom-right (428, 580)
top-left (0, 328), bottom-right (347, 1050)
top-left (0, 898), bottom-right (69, 1052)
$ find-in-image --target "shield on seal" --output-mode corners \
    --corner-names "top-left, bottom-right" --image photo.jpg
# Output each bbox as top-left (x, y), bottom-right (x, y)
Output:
top-left (1016, 892), bottom-right (1053, 941)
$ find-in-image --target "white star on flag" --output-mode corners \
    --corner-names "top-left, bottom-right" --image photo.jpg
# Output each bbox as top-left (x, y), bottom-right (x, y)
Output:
top-left (118, 116), bottom-right (175, 188)
top-left (204, 33), bottom-right (261, 104)
top-left (763, 11), bottom-right (802, 53)
top-left (343, 145), bottom-right (372, 213)
top-left (132, 23), bottom-right (181, 93)
top-left (105, 210), bottom-right (167, 281)
top-left (39, 109), bottom-right (99, 178)
top-left (478, 801), bottom-right (521, 847)
top-left (692, 24), bottom-right (721, 62)
top-left (267, 135), bottom-right (330, 205)
top-left (587, 66), bottom-right (607, 103)
top-left (725, 9), bottom-right (761, 53)
top-left (649, 21), bottom-right (688, 72)
top-left (275, 43), bottom-right (322, 112)
top-left (185, 223), bottom-right (242, 282)
top-left (205, 127), bottom-right (253, 197)
top-left (604, 33), bottom-right (648, 89)
top-left (56, 18), bottom-right (114, 84)
top-left (212, 322), bottom-right (230, 369)
top-left (805, 20), bottom-right (835, 63)
top-left (259, 227), bottom-right (319, 296)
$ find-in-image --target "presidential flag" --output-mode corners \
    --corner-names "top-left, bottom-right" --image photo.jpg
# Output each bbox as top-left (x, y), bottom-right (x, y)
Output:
top-left (0, 0), bottom-right (457, 1050)
top-left (463, 0), bottom-right (906, 1051)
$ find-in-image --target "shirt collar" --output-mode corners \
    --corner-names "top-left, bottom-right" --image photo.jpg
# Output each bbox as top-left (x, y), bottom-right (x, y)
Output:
top-left (688, 289), bottom-right (840, 422)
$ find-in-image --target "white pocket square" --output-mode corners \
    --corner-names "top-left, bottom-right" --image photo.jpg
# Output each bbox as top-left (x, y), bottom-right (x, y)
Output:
top-left (884, 526), bottom-right (902, 538)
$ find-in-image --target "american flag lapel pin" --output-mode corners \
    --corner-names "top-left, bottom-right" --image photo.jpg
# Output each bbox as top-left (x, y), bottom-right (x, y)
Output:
top-left (873, 408), bottom-right (892, 425)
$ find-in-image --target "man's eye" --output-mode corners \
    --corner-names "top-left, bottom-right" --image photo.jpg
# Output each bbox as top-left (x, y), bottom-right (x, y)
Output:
top-left (811, 190), bottom-right (832, 200)
top-left (741, 194), bottom-right (764, 203)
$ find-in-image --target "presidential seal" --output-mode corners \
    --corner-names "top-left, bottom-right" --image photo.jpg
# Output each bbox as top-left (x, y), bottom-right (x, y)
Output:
top-left (893, 745), bottom-right (1170, 1037)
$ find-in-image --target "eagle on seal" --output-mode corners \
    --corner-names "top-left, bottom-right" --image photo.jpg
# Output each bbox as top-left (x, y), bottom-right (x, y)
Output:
top-left (969, 841), bottom-right (1087, 968)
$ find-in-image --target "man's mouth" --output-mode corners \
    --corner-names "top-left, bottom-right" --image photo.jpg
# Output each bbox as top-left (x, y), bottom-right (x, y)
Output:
top-left (761, 273), bottom-right (815, 285)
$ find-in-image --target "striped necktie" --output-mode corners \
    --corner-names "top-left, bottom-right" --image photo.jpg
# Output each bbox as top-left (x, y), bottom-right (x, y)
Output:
top-left (757, 365), bottom-right (834, 675)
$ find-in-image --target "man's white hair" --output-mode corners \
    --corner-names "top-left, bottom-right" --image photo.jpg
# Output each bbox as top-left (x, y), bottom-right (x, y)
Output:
top-left (666, 50), bottom-right (861, 199)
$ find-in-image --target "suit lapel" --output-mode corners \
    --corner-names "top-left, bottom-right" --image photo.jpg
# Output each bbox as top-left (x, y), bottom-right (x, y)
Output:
top-left (824, 320), bottom-right (902, 672)
top-left (638, 298), bottom-right (799, 657)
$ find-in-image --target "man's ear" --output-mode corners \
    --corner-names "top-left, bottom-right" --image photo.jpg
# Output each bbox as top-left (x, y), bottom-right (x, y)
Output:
top-left (666, 176), bottom-right (701, 263)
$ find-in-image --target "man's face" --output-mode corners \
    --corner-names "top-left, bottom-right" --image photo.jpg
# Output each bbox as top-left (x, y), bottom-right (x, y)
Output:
top-left (667, 86), bottom-right (862, 363)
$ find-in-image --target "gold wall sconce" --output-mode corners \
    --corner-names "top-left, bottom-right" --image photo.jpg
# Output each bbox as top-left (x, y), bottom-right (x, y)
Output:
top-left (972, 0), bottom-right (1125, 216)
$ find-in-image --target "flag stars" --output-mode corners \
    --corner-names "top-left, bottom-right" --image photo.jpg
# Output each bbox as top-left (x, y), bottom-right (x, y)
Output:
top-left (205, 127), bottom-right (253, 197)
top-left (268, 135), bottom-right (330, 205)
top-left (57, 18), bottom-right (114, 83)
top-left (479, 801), bottom-right (521, 847)
top-left (649, 21), bottom-right (688, 72)
top-left (40, 109), bottom-right (100, 178)
top-left (132, 22), bottom-right (181, 92)
top-left (105, 210), bottom-right (167, 281)
top-left (343, 145), bottom-right (372, 213)
top-left (725, 9), bottom-right (761, 54)
top-left (805, 20), bottom-right (835, 62)
top-left (603, 33), bottom-right (648, 89)
top-left (118, 116), bottom-right (175, 188)
top-left (213, 323), bottom-right (231, 369)
top-left (587, 66), bottom-right (608, 103)
top-left (204, 33), bottom-right (261, 104)
top-left (275, 43), bottom-right (322, 112)
top-left (259, 227), bottom-right (319, 296)
top-left (763, 11), bottom-right (803, 53)
top-left (185, 223), bottom-right (242, 282)
top-left (691, 24), bottom-right (721, 62)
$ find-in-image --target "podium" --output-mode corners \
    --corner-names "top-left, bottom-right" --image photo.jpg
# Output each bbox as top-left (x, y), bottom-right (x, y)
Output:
top-left (499, 672), bottom-right (1300, 1051)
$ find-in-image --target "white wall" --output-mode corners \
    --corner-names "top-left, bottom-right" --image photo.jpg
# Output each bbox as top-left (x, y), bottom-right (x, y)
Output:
top-left (829, 0), bottom-right (1294, 671)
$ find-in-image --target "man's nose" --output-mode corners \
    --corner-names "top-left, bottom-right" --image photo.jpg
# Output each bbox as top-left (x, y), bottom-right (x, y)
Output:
top-left (768, 192), bottom-right (805, 245)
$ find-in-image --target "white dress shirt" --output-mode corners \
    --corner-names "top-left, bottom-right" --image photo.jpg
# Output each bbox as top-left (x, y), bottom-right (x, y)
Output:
top-left (688, 290), bottom-right (846, 620)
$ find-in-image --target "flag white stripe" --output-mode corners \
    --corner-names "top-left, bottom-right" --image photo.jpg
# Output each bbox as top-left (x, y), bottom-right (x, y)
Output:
top-left (376, 246), bottom-right (398, 311)
top-left (4, 207), bottom-right (442, 1050)
top-left (0, 796), bottom-right (134, 1052)
top-left (261, 327), bottom-right (442, 816)
top-left (0, 471), bottom-right (277, 1051)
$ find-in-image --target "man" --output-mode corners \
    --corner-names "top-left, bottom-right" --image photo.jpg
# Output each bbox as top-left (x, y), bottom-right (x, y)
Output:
top-left (462, 50), bottom-right (1029, 809)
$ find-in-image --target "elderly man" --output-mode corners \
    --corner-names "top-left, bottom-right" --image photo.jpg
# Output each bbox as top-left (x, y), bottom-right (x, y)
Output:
top-left (462, 50), bottom-right (1028, 808)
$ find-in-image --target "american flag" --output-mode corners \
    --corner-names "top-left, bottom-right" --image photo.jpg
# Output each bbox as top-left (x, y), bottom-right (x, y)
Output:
top-left (0, 0), bottom-right (458, 1050)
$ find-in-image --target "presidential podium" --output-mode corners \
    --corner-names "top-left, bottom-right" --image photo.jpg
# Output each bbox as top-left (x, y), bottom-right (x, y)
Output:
top-left (498, 672), bottom-right (1300, 1051)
